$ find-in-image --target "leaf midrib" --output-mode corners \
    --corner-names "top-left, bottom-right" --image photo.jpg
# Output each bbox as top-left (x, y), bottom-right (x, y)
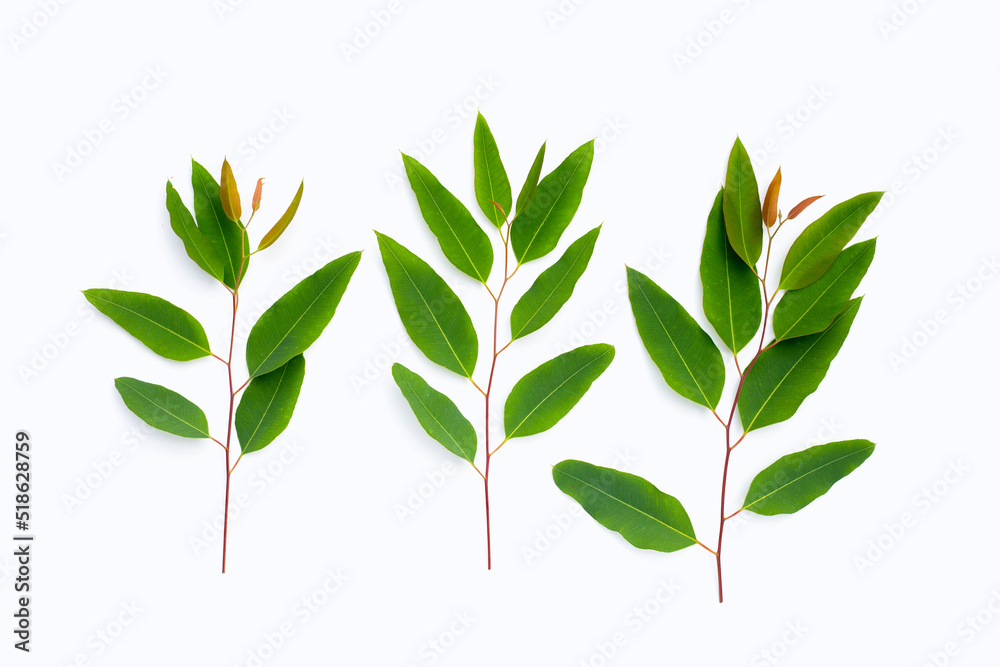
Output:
top-left (742, 444), bottom-right (873, 511)
top-left (242, 362), bottom-right (293, 452)
top-left (89, 292), bottom-right (210, 357)
top-left (477, 122), bottom-right (505, 228)
top-left (519, 150), bottom-right (588, 261)
top-left (512, 240), bottom-right (589, 339)
top-left (777, 247), bottom-right (869, 339)
top-left (121, 382), bottom-right (209, 438)
top-left (193, 167), bottom-right (240, 283)
top-left (399, 373), bottom-right (474, 462)
top-left (782, 198), bottom-right (870, 286)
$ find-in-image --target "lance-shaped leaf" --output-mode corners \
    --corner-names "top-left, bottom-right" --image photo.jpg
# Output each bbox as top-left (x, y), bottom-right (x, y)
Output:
top-left (700, 189), bottom-right (761, 354)
top-left (510, 225), bottom-right (601, 341)
top-left (787, 195), bottom-right (824, 220)
top-left (504, 344), bottom-right (614, 440)
top-left (628, 267), bottom-right (725, 409)
top-left (779, 192), bottom-right (884, 290)
top-left (257, 180), bottom-right (303, 251)
top-left (192, 159), bottom-right (250, 288)
top-left (220, 158), bottom-right (241, 222)
top-left (773, 239), bottom-right (876, 341)
top-left (114, 377), bottom-right (211, 439)
top-left (722, 138), bottom-right (763, 268)
top-left (553, 460), bottom-right (698, 553)
top-left (402, 154), bottom-right (493, 283)
top-left (391, 363), bottom-right (477, 464)
top-left (376, 232), bottom-right (478, 377)
top-left (236, 355), bottom-right (305, 455)
top-left (473, 113), bottom-right (511, 229)
top-left (515, 141), bottom-right (546, 215)
top-left (246, 251), bottom-right (361, 378)
top-left (83, 289), bottom-right (212, 361)
top-left (511, 139), bottom-right (594, 264)
top-left (166, 181), bottom-right (224, 282)
top-left (762, 168), bottom-right (781, 228)
top-left (741, 439), bottom-right (876, 515)
top-left (738, 298), bottom-right (862, 433)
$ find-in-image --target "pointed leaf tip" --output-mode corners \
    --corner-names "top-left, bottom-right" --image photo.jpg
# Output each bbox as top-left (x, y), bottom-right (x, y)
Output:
top-left (220, 158), bottom-right (241, 222)
top-left (762, 168), bottom-right (782, 227)
top-left (787, 195), bottom-right (824, 220)
top-left (252, 178), bottom-right (264, 212)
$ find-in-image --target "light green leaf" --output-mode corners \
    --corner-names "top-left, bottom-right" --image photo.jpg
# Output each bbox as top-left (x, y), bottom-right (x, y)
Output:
top-left (510, 225), bottom-right (601, 341)
top-left (84, 289), bottom-right (211, 361)
top-left (553, 460), bottom-right (698, 553)
top-left (220, 158), bottom-right (241, 222)
top-left (742, 439), bottom-right (876, 515)
top-left (722, 137), bottom-right (763, 268)
top-left (114, 377), bottom-right (211, 439)
top-left (246, 251), bottom-right (361, 378)
top-left (236, 355), bottom-right (305, 455)
top-left (515, 142), bottom-right (546, 215)
top-left (165, 181), bottom-right (224, 282)
top-left (192, 159), bottom-right (250, 289)
top-left (504, 344), bottom-right (614, 440)
top-left (627, 267), bottom-right (725, 410)
top-left (392, 363), bottom-right (477, 464)
top-left (257, 180), bottom-right (303, 251)
top-left (375, 232), bottom-right (478, 377)
top-left (473, 112), bottom-right (511, 229)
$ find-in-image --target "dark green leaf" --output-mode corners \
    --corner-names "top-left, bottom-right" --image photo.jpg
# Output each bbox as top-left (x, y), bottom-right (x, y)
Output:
top-left (722, 137), bottom-right (763, 268)
top-left (236, 355), bottom-right (305, 455)
top-left (257, 180), bottom-right (303, 251)
top-left (114, 377), bottom-right (211, 439)
top-left (165, 181), bottom-right (224, 282)
top-left (515, 142), bottom-right (546, 215)
top-left (191, 158), bottom-right (250, 289)
top-left (392, 363), bottom-right (477, 464)
top-left (473, 112), bottom-right (511, 229)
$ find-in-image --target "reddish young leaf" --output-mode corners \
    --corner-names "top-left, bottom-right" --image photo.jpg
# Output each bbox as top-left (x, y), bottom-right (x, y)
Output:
top-left (252, 178), bottom-right (264, 212)
top-left (788, 195), bottom-right (824, 220)
top-left (762, 168), bottom-right (781, 227)
top-left (220, 158), bottom-right (242, 222)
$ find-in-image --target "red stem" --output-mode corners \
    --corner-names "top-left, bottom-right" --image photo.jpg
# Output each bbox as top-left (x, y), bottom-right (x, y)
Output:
top-left (222, 289), bottom-right (238, 574)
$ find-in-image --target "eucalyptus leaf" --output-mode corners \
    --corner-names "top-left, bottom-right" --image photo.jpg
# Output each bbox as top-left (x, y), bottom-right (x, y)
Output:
top-left (192, 159), bottom-right (250, 288)
top-left (515, 142), bottom-right (546, 215)
top-left (722, 138), bottom-right (763, 268)
top-left (114, 377), bottom-right (211, 439)
top-left (220, 158), bottom-right (241, 222)
top-left (165, 181), bottom-right (224, 282)
top-left (236, 355), bottom-right (305, 455)
top-left (392, 363), bottom-right (477, 464)
top-left (473, 112), bottom-right (512, 228)
top-left (257, 180), bottom-right (303, 251)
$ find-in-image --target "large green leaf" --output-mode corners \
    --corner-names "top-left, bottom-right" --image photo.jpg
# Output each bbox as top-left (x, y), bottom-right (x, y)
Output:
top-left (510, 225), bottom-right (601, 341)
top-left (165, 181), bottom-right (224, 282)
top-left (722, 138), bottom-right (762, 268)
top-left (236, 355), bottom-right (305, 455)
top-left (504, 344), bottom-right (614, 440)
top-left (779, 192), bottom-right (884, 290)
top-left (392, 363), bottom-right (477, 464)
top-left (738, 298), bottom-right (862, 433)
top-left (511, 140), bottom-right (594, 264)
top-left (515, 142), bottom-right (546, 215)
top-left (553, 460), bottom-right (698, 552)
top-left (191, 159), bottom-right (250, 289)
top-left (114, 377), bottom-right (211, 439)
top-left (83, 289), bottom-right (212, 361)
top-left (741, 439), bottom-right (876, 515)
top-left (473, 113), bottom-right (511, 229)
top-left (773, 239), bottom-right (876, 341)
top-left (402, 154), bottom-right (493, 283)
top-left (375, 232), bottom-right (478, 378)
top-left (246, 251), bottom-right (361, 378)
top-left (700, 188), bottom-right (762, 353)
top-left (627, 267), bottom-right (725, 410)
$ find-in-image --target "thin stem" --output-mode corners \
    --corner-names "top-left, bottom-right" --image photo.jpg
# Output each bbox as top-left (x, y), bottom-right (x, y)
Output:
top-left (222, 288), bottom-right (237, 574)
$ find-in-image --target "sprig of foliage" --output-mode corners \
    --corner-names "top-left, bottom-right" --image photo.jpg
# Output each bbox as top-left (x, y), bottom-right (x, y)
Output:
top-left (553, 138), bottom-right (882, 601)
top-left (378, 114), bottom-right (614, 569)
top-left (85, 159), bottom-right (361, 572)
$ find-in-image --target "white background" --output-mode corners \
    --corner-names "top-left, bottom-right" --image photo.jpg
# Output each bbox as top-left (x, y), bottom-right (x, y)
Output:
top-left (1, 0), bottom-right (998, 665)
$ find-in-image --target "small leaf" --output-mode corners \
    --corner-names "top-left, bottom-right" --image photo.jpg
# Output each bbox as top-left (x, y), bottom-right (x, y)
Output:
top-left (773, 239), bottom-right (876, 341)
top-left (257, 180), bottom-right (303, 251)
top-left (787, 195), bottom-right (824, 220)
top-left (114, 377), bottom-right (211, 439)
top-left (738, 298), bottom-right (863, 433)
top-left (741, 439), bottom-right (876, 515)
top-left (504, 344), bottom-right (614, 440)
top-left (236, 355), bottom-right (305, 455)
top-left (700, 189), bottom-right (762, 354)
top-left (722, 137), bottom-right (763, 268)
top-left (779, 192), bottom-right (884, 290)
top-left (392, 363), bottom-right (477, 464)
top-left (628, 267), bottom-right (725, 410)
top-left (220, 158), bottom-right (241, 222)
top-left (402, 154), bottom-right (493, 283)
top-left (375, 232), bottom-right (478, 377)
top-left (511, 139), bottom-right (594, 264)
top-left (192, 159), bottom-right (250, 288)
top-left (84, 289), bottom-right (212, 361)
top-left (515, 141), bottom-right (546, 215)
top-left (553, 460), bottom-right (698, 553)
top-left (510, 225), bottom-right (601, 341)
top-left (473, 112), bottom-right (512, 229)
top-left (252, 178), bottom-right (264, 212)
top-left (165, 181), bottom-right (224, 282)
top-left (762, 167), bottom-right (781, 227)
top-left (246, 251), bottom-right (361, 378)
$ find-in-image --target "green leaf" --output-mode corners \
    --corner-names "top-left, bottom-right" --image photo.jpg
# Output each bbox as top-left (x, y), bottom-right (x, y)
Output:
top-left (515, 142), bottom-right (546, 215)
top-left (504, 344), bottom-right (614, 440)
top-left (773, 239), bottom-right (876, 341)
top-left (552, 460), bottom-right (698, 553)
top-left (114, 377), bottom-right (211, 439)
top-left (246, 251), bottom-right (361, 378)
top-left (779, 192), bottom-right (884, 290)
top-left (257, 180), bottom-right (303, 251)
top-left (722, 137), bottom-right (763, 268)
top-left (627, 267), bottom-right (725, 410)
top-left (741, 439), bottom-right (876, 515)
top-left (192, 158), bottom-right (250, 289)
top-left (375, 232), bottom-right (478, 377)
top-left (236, 355), bottom-right (305, 455)
top-left (509, 225), bottom-right (601, 341)
top-left (511, 140), bottom-right (594, 264)
top-left (402, 154), bottom-right (493, 283)
top-left (473, 113), bottom-right (512, 229)
top-left (83, 289), bottom-right (212, 362)
top-left (220, 158), bottom-right (241, 222)
top-left (738, 298), bottom-right (863, 433)
top-left (391, 363), bottom-right (477, 464)
top-left (165, 181), bottom-right (224, 282)
top-left (700, 188), bottom-right (762, 353)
